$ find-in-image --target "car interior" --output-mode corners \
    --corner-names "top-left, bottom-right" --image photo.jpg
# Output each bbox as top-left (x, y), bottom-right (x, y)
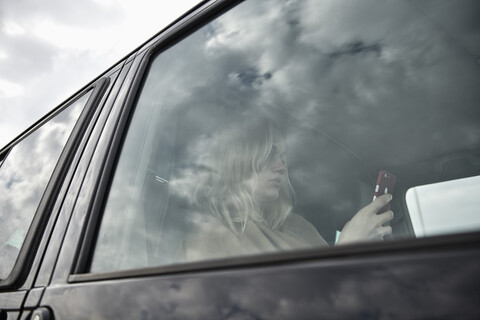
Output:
top-left (102, 87), bottom-right (467, 271)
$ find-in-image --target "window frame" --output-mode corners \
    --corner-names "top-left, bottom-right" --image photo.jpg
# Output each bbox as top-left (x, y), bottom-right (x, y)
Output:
top-left (69, 0), bottom-right (480, 283)
top-left (72, 0), bottom-right (243, 278)
top-left (0, 148), bottom-right (11, 169)
top-left (0, 77), bottom-right (110, 289)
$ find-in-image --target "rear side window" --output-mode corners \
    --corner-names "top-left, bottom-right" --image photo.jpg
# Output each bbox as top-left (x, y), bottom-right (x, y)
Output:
top-left (0, 91), bottom-right (91, 280)
top-left (89, 0), bottom-right (480, 273)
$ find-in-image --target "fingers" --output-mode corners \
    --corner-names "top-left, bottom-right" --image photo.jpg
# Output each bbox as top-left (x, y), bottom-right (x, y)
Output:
top-left (378, 225), bottom-right (393, 238)
top-left (368, 194), bottom-right (393, 213)
top-left (344, 196), bottom-right (395, 243)
top-left (374, 211), bottom-right (393, 240)
top-left (356, 193), bottom-right (392, 217)
top-left (376, 210), bottom-right (394, 226)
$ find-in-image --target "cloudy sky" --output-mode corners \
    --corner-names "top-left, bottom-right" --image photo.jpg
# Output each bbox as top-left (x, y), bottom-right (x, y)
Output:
top-left (0, 0), bottom-right (201, 149)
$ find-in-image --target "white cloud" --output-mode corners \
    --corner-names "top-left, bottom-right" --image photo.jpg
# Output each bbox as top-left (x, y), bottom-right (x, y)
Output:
top-left (0, 78), bottom-right (24, 98)
top-left (0, 0), bottom-right (201, 149)
top-left (3, 20), bottom-right (26, 36)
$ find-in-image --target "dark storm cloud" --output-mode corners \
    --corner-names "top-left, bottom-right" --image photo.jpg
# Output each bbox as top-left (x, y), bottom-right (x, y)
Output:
top-left (134, 0), bottom-right (480, 169)
top-left (411, 0), bottom-right (480, 55)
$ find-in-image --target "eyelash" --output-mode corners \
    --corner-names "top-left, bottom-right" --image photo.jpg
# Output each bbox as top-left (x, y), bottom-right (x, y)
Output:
top-left (265, 146), bottom-right (286, 166)
top-left (265, 149), bottom-right (275, 166)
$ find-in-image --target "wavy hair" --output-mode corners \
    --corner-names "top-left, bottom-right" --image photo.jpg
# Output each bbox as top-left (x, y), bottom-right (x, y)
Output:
top-left (194, 119), bottom-right (296, 235)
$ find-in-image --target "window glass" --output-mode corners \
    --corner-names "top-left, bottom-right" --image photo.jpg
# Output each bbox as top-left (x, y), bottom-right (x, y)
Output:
top-left (0, 91), bottom-right (91, 279)
top-left (90, 0), bottom-right (480, 273)
top-left (406, 175), bottom-right (480, 237)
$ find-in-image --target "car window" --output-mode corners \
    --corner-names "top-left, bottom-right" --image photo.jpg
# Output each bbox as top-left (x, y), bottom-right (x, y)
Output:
top-left (0, 90), bottom-right (91, 280)
top-left (89, 0), bottom-right (480, 273)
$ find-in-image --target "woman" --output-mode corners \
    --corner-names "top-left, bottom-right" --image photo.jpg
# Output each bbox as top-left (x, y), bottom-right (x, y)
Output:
top-left (176, 119), bottom-right (394, 262)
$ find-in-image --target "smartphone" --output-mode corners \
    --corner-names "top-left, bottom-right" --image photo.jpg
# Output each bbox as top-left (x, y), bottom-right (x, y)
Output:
top-left (373, 170), bottom-right (396, 214)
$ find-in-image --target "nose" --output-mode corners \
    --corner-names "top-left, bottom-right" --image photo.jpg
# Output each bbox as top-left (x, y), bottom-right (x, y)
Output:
top-left (272, 157), bottom-right (286, 175)
top-left (274, 165), bottom-right (286, 175)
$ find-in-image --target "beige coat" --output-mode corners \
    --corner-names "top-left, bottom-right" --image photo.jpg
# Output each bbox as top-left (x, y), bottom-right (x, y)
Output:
top-left (176, 213), bottom-right (328, 262)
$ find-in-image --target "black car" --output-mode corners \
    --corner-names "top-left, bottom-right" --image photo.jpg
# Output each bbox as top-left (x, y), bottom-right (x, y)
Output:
top-left (1, 0), bottom-right (479, 319)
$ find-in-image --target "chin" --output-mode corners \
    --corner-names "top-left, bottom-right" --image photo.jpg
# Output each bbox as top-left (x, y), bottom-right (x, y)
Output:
top-left (258, 191), bottom-right (280, 203)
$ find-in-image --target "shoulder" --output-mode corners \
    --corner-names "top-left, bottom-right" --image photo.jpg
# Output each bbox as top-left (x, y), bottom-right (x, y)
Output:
top-left (175, 214), bottom-right (236, 262)
top-left (283, 213), bottom-right (316, 232)
top-left (176, 215), bottom-right (279, 262)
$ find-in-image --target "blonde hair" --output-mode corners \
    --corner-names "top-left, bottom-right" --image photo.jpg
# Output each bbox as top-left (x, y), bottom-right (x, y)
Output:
top-left (194, 119), bottom-right (296, 235)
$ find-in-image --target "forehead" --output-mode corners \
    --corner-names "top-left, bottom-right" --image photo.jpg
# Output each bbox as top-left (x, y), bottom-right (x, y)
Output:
top-left (272, 130), bottom-right (286, 151)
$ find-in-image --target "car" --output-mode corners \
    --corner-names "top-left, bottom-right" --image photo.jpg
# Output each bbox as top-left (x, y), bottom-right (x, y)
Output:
top-left (1, 0), bottom-right (479, 319)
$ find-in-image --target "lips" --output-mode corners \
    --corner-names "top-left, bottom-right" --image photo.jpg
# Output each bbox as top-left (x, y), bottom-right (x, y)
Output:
top-left (270, 177), bottom-right (282, 187)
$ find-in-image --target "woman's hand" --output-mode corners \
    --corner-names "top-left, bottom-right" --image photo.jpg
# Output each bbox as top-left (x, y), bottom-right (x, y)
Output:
top-left (336, 194), bottom-right (394, 245)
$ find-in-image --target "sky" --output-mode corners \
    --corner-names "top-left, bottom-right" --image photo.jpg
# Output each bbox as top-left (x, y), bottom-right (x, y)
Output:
top-left (0, 0), bottom-right (201, 149)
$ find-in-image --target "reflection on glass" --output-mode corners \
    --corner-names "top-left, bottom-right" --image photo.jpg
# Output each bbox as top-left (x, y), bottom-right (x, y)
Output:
top-left (90, 0), bottom-right (480, 273)
top-left (406, 175), bottom-right (480, 237)
top-left (0, 91), bottom-right (90, 279)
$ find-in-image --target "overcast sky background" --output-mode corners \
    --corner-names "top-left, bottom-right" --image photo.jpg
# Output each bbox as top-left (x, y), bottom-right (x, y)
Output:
top-left (0, 0), bottom-right (201, 149)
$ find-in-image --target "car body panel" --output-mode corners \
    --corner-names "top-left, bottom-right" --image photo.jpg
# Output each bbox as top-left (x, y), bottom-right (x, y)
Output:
top-left (41, 243), bottom-right (480, 319)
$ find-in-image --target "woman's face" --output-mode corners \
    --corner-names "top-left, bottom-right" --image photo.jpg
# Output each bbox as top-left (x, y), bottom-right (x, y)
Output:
top-left (253, 135), bottom-right (287, 205)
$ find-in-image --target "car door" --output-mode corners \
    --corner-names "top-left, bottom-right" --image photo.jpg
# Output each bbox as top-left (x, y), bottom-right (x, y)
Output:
top-left (37, 0), bottom-right (480, 319)
top-left (0, 72), bottom-right (114, 319)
